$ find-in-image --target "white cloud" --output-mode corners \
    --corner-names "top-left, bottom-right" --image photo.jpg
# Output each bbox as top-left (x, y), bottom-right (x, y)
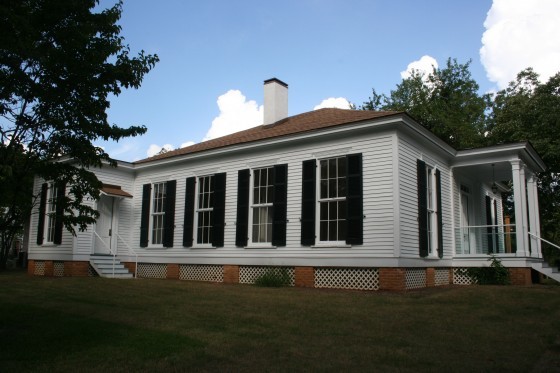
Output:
top-left (480, 0), bottom-right (560, 89)
top-left (313, 97), bottom-right (351, 110)
top-left (180, 141), bottom-right (195, 148)
top-left (400, 55), bottom-right (439, 80)
top-left (203, 90), bottom-right (263, 141)
top-left (147, 143), bottom-right (174, 157)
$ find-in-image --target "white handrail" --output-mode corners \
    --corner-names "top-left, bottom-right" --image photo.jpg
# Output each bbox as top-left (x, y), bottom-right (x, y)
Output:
top-left (458, 224), bottom-right (516, 229)
top-left (92, 231), bottom-right (116, 277)
top-left (529, 232), bottom-right (560, 251)
top-left (117, 234), bottom-right (138, 278)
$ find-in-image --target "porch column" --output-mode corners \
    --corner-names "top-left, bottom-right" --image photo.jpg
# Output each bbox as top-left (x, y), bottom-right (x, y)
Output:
top-left (511, 160), bottom-right (529, 257)
top-left (527, 173), bottom-right (542, 258)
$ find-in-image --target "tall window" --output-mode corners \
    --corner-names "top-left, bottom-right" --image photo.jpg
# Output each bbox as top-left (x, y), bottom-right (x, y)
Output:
top-left (196, 175), bottom-right (214, 244)
top-left (45, 183), bottom-right (58, 243)
top-left (151, 182), bottom-right (166, 245)
top-left (251, 167), bottom-right (273, 244)
top-left (318, 157), bottom-right (347, 242)
top-left (426, 167), bottom-right (436, 254)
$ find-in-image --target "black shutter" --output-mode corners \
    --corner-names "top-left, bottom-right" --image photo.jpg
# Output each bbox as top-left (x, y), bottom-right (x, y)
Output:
top-left (417, 159), bottom-right (428, 257)
top-left (162, 180), bottom-right (176, 247)
top-left (435, 169), bottom-right (443, 258)
top-left (53, 182), bottom-right (66, 245)
top-left (236, 169), bottom-right (250, 247)
top-left (272, 164), bottom-right (288, 246)
top-left (36, 183), bottom-right (48, 245)
top-left (183, 177), bottom-right (195, 247)
top-left (140, 184), bottom-right (151, 248)
top-left (485, 195), bottom-right (494, 253)
top-left (346, 154), bottom-right (363, 245)
top-left (211, 173), bottom-right (226, 247)
top-left (301, 159), bottom-right (316, 246)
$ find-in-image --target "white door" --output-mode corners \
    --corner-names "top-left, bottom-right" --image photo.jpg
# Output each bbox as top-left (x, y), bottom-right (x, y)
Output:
top-left (460, 192), bottom-right (471, 254)
top-left (95, 195), bottom-right (114, 254)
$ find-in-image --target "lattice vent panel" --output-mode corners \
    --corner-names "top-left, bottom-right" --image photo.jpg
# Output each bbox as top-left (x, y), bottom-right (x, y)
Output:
top-left (88, 264), bottom-right (98, 277)
top-left (239, 266), bottom-right (295, 286)
top-left (34, 261), bottom-right (45, 276)
top-left (405, 269), bottom-right (426, 289)
top-left (180, 265), bottom-right (223, 282)
top-left (53, 262), bottom-right (64, 277)
top-left (434, 268), bottom-right (450, 286)
top-left (453, 268), bottom-right (474, 285)
top-left (314, 268), bottom-right (380, 290)
top-left (137, 263), bottom-right (167, 279)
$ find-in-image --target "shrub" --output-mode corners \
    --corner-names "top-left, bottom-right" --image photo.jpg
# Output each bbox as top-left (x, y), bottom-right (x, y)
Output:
top-left (254, 268), bottom-right (291, 287)
top-left (468, 255), bottom-right (510, 285)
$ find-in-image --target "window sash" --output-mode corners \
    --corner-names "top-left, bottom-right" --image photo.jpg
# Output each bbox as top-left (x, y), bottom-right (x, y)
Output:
top-left (425, 167), bottom-right (438, 254)
top-left (318, 157), bottom-right (347, 243)
top-left (250, 168), bottom-right (273, 244)
top-left (196, 176), bottom-right (214, 245)
top-left (45, 184), bottom-right (57, 243)
top-left (150, 182), bottom-right (166, 245)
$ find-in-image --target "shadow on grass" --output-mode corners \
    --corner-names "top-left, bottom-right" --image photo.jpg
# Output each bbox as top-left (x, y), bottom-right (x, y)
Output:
top-left (0, 303), bottom-right (206, 371)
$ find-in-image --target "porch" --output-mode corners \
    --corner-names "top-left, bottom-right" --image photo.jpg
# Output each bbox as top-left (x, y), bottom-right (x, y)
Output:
top-left (451, 142), bottom-right (547, 262)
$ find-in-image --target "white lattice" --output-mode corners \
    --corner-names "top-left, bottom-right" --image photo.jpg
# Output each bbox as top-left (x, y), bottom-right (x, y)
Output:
top-left (34, 261), bottom-right (45, 276)
top-left (239, 266), bottom-right (295, 286)
top-left (434, 268), bottom-right (450, 286)
top-left (405, 269), bottom-right (426, 289)
top-left (315, 268), bottom-right (380, 290)
top-left (453, 268), bottom-right (473, 285)
top-left (53, 262), bottom-right (64, 277)
top-left (137, 263), bottom-right (167, 279)
top-left (180, 265), bottom-right (223, 282)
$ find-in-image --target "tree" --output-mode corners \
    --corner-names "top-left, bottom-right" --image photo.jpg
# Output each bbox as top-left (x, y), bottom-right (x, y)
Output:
top-left (488, 69), bottom-right (560, 263)
top-left (361, 58), bottom-right (491, 150)
top-left (0, 0), bottom-right (158, 268)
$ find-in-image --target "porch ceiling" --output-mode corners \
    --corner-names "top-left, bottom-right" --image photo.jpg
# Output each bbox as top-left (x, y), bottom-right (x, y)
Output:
top-left (454, 162), bottom-right (511, 183)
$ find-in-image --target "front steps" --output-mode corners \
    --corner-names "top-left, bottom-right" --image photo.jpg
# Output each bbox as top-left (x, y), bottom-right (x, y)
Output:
top-left (90, 255), bottom-right (134, 279)
top-left (531, 262), bottom-right (560, 283)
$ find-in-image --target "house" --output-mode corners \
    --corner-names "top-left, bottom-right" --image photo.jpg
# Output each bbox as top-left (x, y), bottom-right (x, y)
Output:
top-left (27, 78), bottom-right (554, 289)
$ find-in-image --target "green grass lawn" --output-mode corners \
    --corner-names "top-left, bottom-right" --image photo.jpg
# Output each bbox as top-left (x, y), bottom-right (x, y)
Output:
top-left (1, 271), bottom-right (559, 372)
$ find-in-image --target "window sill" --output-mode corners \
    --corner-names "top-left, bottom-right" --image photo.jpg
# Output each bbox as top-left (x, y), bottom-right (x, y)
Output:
top-left (40, 243), bottom-right (58, 247)
top-left (245, 245), bottom-right (277, 249)
top-left (191, 245), bottom-right (216, 249)
top-left (311, 244), bottom-right (352, 249)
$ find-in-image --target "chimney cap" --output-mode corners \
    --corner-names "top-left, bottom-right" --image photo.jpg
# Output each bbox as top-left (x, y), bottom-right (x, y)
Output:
top-left (264, 78), bottom-right (288, 88)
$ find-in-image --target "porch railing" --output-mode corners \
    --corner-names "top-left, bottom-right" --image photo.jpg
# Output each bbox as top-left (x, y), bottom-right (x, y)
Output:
top-left (92, 231), bottom-right (117, 277)
top-left (117, 234), bottom-right (138, 278)
top-left (455, 224), bottom-right (517, 255)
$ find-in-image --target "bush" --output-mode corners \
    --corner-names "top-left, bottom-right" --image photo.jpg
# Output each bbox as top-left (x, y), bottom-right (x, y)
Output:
top-left (468, 255), bottom-right (510, 285)
top-left (254, 268), bottom-right (291, 287)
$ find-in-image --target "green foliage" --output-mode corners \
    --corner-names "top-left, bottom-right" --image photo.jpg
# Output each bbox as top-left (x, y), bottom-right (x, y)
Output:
top-left (0, 0), bottom-right (158, 268)
top-left (254, 268), bottom-right (292, 287)
top-left (468, 255), bottom-right (511, 285)
top-left (361, 58), bottom-right (491, 150)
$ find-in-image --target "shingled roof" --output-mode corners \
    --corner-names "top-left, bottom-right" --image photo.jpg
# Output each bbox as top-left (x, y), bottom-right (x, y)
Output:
top-left (135, 108), bottom-right (402, 164)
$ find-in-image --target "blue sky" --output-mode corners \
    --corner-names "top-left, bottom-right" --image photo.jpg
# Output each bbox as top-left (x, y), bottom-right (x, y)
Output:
top-left (96, 0), bottom-right (560, 161)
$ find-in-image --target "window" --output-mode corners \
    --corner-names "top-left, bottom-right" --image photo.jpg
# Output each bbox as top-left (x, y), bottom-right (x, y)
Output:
top-left (301, 154), bottom-right (362, 246)
top-left (183, 174), bottom-right (226, 248)
top-left (140, 180), bottom-right (176, 248)
top-left (318, 157), bottom-right (347, 242)
top-left (251, 168), bottom-right (273, 244)
top-left (45, 183), bottom-right (58, 243)
top-left (36, 182), bottom-right (65, 245)
top-left (236, 165), bottom-right (287, 247)
top-left (196, 175), bottom-right (214, 245)
top-left (417, 159), bottom-right (442, 258)
top-left (151, 182), bottom-right (166, 245)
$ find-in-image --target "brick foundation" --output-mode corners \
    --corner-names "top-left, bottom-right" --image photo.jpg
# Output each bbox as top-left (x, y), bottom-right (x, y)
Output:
top-left (167, 264), bottom-right (180, 279)
top-left (379, 268), bottom-right (406, 291)
top-left (426, 268), bottom-right (435, 287)
top-left (509, 267), bottom-right (532, 285)
top-left (295, 266), bottom-right (314, 288)
top-left (70, 261), bottom-right (89, 277)
top-left (44, 261), bottom-right (54, 277)
top-left (27, 260), bottom-right (36, 275)
top-left (223, 265), bottom-right (239, 284)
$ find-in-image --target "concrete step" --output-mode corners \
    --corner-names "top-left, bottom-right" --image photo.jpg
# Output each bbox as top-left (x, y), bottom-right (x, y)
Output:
top-left (89, 255), bottom-right (134, 279)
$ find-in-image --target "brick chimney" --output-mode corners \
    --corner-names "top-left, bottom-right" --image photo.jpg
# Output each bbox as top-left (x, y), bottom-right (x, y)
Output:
top-left (263, 78), bottom-right (288, 125)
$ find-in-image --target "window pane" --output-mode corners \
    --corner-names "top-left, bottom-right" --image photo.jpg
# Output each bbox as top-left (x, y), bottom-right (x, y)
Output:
top-left (320, 159), bottom-right (327, 180)
top-left (320, 202), bottom-right (328, 220)
top-left (338, 177), bottom-right (346, 197)
top-left (338, 219), bottom-right (347, 241)
top-left (320, 221), bottom-right (328, 241)
top-left (329, 179), bottom-right (337, 198)
top-left (338, 200), bottom-right (347, 220)
top-left (329, 158), bottom-right (337, 178)
top-left (329, 220), bottom-right (337, 241)
top-left (338, 157), bottom-right (346, 178)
